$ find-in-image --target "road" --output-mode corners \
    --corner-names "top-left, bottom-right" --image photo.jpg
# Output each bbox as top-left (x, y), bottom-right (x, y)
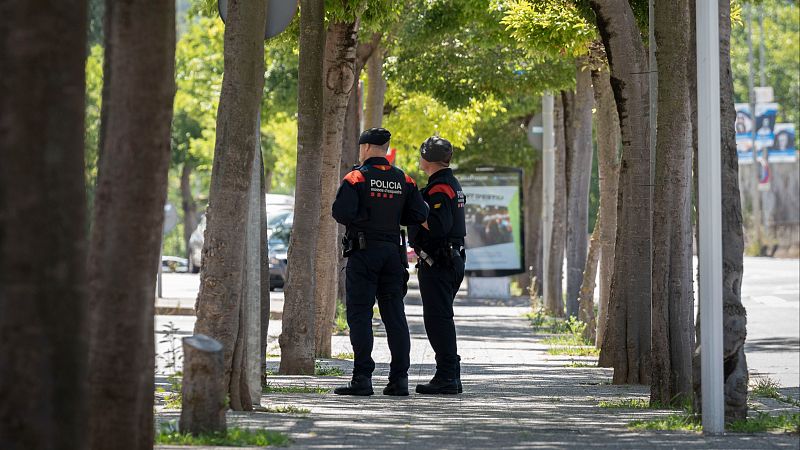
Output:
top-left (156, 256), bottom-right (799, 387)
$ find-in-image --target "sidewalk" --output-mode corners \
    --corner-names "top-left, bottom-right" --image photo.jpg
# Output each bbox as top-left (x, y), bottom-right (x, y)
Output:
top-left (155, 286), bottom-right (800, 449)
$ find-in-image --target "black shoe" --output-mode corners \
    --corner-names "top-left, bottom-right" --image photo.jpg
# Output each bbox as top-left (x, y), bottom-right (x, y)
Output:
top-left (415, 377), bottom-right (459, 395)
top-left (383, 377), bottom-right (409, 396)
top-left (334, 376), bottom-right (373, 396)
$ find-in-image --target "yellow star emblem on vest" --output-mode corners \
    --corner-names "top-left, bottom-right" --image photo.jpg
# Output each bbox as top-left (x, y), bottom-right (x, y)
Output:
top-left (433, 203), bottom-right (442, 209)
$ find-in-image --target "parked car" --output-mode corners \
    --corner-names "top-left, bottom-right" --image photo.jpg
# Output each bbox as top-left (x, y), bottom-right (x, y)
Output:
top-left (161, 256), bottom-right (189, 273)
top-left (268, 223), bottom-right (291, 290)
top-left (188, 195), bottom-right (295, 274)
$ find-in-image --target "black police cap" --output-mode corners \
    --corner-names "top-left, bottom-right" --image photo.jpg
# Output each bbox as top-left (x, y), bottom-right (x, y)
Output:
top-left (358, 127), bottom-right (391, 145)
top-left (420, 136), bottom-right (453, 162)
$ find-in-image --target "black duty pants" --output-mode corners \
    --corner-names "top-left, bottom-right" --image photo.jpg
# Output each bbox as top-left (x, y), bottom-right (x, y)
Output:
top-left (418, 251), bottom-right (465, 379)
top-left (345, 241), bottom-right (410, 382)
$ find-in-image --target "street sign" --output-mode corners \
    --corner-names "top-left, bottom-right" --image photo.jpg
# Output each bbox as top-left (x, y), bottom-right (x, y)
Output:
top-left (527, 114), bottom-right (543, 150)
top-left (218, 0), bottom-right (298, 40)
top-left (163, 203), bottom-right (178, 235)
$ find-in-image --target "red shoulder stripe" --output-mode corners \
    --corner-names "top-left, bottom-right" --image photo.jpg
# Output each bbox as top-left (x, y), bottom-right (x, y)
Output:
top-left (343, 170), bottom-right (366, 185)
top-left (404, 174), bottom-right (417, 187)
top-left (429, 184), bottom-right (456, 199)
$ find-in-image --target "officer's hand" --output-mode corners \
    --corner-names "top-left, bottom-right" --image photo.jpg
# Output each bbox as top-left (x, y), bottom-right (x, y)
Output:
top-left (421, 221), bottom-right (429, 230)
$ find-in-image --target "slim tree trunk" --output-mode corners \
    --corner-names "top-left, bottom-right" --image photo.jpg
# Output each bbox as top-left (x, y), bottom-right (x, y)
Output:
top-left (566, 60), bottom-right (595, 318)
top-left (650, 0), bottom-right (694, 406)
top-left (314, 20), bottom-right (359, 358)
top-left (521, 163), bottom-right (543, 296)
top-left (364, 41), bottom-right (386, 129)
top-left (337, 35), bottom-right (375, 307)
top-left (279, 0), bottom-right (326, 375)
top-left (181, 161), bottom-right (198, 261)
top-left (193, 0), bottom-right (266, 410)
top-left (578, 224), bottom-right (600, 343)
top-left (0, 2), bottom-right (88, 448)
top-left (545, 95), bottom-right (567, 317)
top-left (693, 0), bottom-right (749, 422)
top-left (260, 156), bottom-right (271, 387)
top-left (591, 0), bottom-right (652, 384)
top-left (591, 59), bottom-right (620, 353)
top-left (86, 0), bottom-right (175, 446)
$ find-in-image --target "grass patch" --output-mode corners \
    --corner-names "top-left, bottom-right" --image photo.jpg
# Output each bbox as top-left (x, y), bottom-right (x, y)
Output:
top-left (543, 334), bottom-right (592, 347)
top-left (264, 405), bottom-right (311, 415)
top-left (629, 413), bottom-right (702, 432)
top-left (315, 362), bottom-right (344, 376)
top-left (750, 377), bottom-right (800, 407)
top-left (728, 412), bottom-right (800, 433)
top-left (565, 361), bottom-right (595, 368)
top-left (156, 427), bottom-right (290, 446)
top-left (156, 372), bottom-right (182, 409)
top-left (334, 301), bottom-right (349, 335)
top-left (599, 398), bottom-right (658, 409)
top-left (333, 352), bottom-right (354, 360)
top-left (547, 346), bottom-right (600, 357)
top-left (263, 383), bottom-right (330, 394)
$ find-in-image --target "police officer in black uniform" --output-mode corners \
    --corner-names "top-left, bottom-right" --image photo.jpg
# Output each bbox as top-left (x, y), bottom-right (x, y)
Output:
top-left (331, 127), bottom-right (429, 397)
top-left (409, 136), bottom-right (467, 395)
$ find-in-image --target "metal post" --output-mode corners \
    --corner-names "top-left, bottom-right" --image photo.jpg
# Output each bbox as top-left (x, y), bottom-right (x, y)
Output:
top-left (541, 93), bottom-right (555, 306)
top-left (696, 0), bottom-right (725, 435)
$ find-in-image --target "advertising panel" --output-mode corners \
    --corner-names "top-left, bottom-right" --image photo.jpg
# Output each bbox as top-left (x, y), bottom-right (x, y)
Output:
top-left (458, 168), bottom-right (524, 276)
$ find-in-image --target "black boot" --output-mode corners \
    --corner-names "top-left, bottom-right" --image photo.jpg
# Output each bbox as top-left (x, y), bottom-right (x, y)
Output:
top-left (334, 375), bottom-right (373, 396)
top-left (383, 376), bottom-right (409, 396)
top-left (415, 377), bottom-right (459, 395)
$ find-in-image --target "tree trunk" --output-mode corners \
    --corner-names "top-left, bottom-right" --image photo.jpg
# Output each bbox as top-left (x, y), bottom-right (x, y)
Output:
top-left (364, 42), bottom-right (386, 129)
top-left (0, 2), bottom-right (88, 448)
top-left (521, 163), bottom-right (543, 296)
top-left (180, 335), bottom-right (226, 435)
top-left (260, 156), bottom-right (271, 387)
top-left (565, 60), bottom-right (595, 318)
top-left (181, 161), bottom-right (198, 261)
top-left (279, 0), bottom-right (326, 375)
top-left (86, 0), bottom-right (175, 447)
top-left (590, 58), bottom-right (620, 353)
top-left (578, 224), bottom-right (600, 343)
top-left (545, 95), bottom-right (567, 317)
top-left (337, 35), bottom-right (375, 307)
top-left (590, 0), bottom-right (652, 384)
top-left (693, 0), bottom-right (749, 422)
top-left (650, 0), bottom-right (695, 406)
top-left (193, 0), bottom-right (265, 410)
top-left (314, 20), bottom-right (359, 358)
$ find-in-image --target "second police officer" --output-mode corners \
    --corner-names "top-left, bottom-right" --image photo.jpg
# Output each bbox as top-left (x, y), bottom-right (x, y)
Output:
top-left (409, 136), bottom-right (467, 395)
top-left (331, 127), bottom-right (429, 397)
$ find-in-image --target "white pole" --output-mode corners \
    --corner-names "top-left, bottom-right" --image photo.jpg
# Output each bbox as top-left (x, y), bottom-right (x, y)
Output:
top-left (541, 93), bottom-right (555, 306)
top-left (696, 0), bottom-right (725, 435)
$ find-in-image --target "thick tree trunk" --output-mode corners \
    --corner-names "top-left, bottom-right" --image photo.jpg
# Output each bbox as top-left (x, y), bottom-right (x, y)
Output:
top-left (193, 0), bottom-right (265, 410)
top-left (521, 163), bottom-right (543, 296)
top-left (693, 0), bottom-right (749, 422)
top-left (0, 2), bottom-right (88, 448)
top-left (364, 41), bottom-right (386, 129)
top-left (260, 157), bottom-right (271, 387)
top-left (591, 0), bottom-right (652, 384)
top-left (181, 161), bottom-right (198, 261)
top-left (591, 60), bottom-right (620, 353)
top-left (180, 335), bottom-right (226, 435)
top-left (650, 0), bottom-right (695, 406)
top-left (578, 224), bottom-right (600, 343)
top-left (314, 20), bottom-right (359, 358)
top-left (565, 60), bottom-right (595, 318)
top-left (86, 0), bottom-right (175, 447)
top-left (545, 95), bottom-right (567, 317)
top-left (279, 0), bottom-right (326, 375)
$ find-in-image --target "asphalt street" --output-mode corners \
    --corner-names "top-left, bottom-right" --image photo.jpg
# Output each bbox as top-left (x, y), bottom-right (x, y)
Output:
top-left (156, 256), bottom-right (799, 387)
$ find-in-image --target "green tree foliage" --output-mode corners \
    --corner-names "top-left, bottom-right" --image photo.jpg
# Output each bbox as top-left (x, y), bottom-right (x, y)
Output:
top-left (731, 0), bottom-right (799, 129)
top-left (500, 0), bottom-right (596, 58)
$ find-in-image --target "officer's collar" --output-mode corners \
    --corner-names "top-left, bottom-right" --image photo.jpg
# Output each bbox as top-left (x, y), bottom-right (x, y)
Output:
top-left (363, 156), bottom-right (391, 166)
top-left (427, 167), bottom-right (452, 183)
